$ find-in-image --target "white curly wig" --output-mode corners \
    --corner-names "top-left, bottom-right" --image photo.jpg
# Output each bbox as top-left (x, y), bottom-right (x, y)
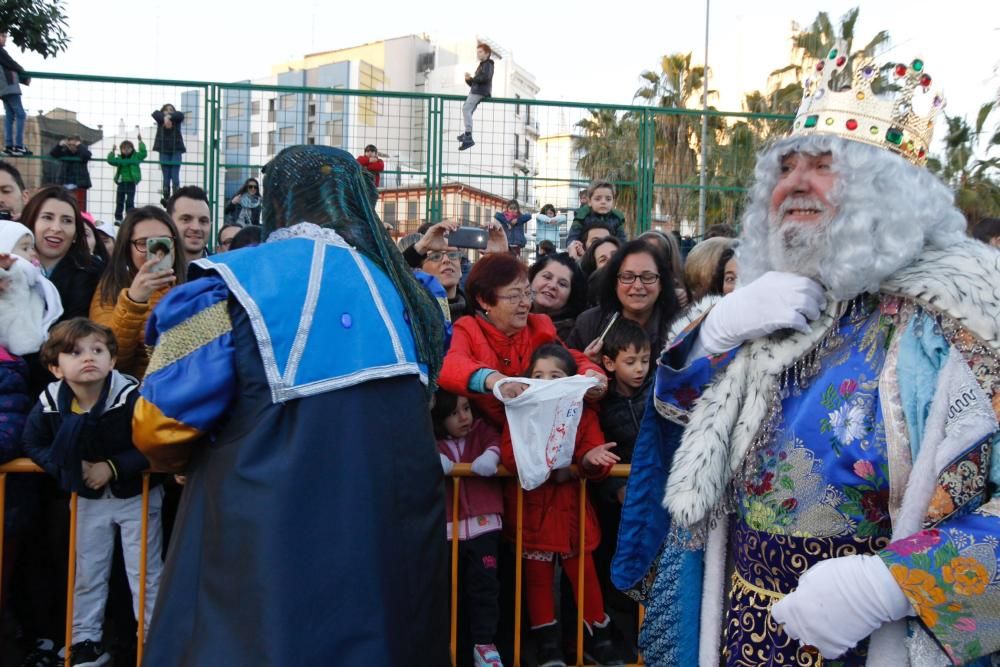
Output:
top-left (737, 134), bottom-right (967, 300)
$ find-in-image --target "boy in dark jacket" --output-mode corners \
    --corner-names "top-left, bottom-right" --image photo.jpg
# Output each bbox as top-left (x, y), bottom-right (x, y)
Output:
top-left (567, 181), bottom-right (627, 246)
top-left (0, 30), bottom-right (31, 157)
top-left (49, 136), bottom-right (92, 211)
top-left (23, 318), bottom-right (162, 667)
top-left (458, 43), bottom-right (495, 151)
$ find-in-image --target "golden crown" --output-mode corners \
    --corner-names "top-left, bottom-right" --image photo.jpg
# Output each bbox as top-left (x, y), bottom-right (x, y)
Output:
top-left (791, 41), bottom-right (944, 166)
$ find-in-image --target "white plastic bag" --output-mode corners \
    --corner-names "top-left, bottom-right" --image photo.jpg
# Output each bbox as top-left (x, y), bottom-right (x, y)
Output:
top-left (493, 375), bottom-right (599, 490)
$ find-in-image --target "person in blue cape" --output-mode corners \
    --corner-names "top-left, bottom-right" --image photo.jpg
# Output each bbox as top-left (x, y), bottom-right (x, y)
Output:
top-left (133, 145), bottom-right (449, 665)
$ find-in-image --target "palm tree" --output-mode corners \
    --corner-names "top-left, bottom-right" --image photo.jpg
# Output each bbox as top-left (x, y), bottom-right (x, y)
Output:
top-left (791, 7), bottom-right (888, 64)
top-left (572, 109), bottom-right (640, 231)
top-left (634, 52), bottom-right (715, 228)
top-left (927, 103), bottom-right (1000, 228)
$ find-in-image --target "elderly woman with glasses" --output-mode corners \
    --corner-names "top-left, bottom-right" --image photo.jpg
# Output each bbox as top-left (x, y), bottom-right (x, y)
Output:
top-left (566, 239), bottom-right (680, 372)
top-left (439, 252), bottom-right (608, 429)
top-left (89, 205), bottom-right (184, 379)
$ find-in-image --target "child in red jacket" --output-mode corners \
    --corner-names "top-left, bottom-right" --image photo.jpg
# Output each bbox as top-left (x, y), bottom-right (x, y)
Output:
top-left (498, 344), bottom-right (624, 667)
top-left (433, 389), bottom-right (505, 667)
top-left (356, 144), bottom-right (385, 187)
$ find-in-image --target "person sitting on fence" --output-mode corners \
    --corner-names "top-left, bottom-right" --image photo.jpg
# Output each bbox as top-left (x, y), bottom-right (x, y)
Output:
top-left (49, 137), bottom-right (93, 212)
top-left (0, 30), bottom-right (31, 157)
top-left (458, 43), bottom-right (495, 151)
top-left (356, 144), bottom-right (385, 187)
top-left (567, 181), bottom-right (627, 247)
top-left (495, 199), bottom-right (531, 258)
top-left (497, 344), bottom-right (625, 667)
top-left (224, 177), bottom-right (262, 226)
top-left (152, 104), bottom-right (185, 206)
top-left (434, 389), bottom-right (505, 667)
top-left (22, 318), bottom-right (162, 667)
top-left (107, 135), bottom-right (147, 223)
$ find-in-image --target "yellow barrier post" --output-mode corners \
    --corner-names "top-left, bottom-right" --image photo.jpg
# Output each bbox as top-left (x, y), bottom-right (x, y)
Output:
top-left (576, 479), bottom-right (586, 667)
top-left (513, 483), bottom-right (523, 667)
top-left (450, 475), bottom-right (460, 666)
top-left (64, 492), bottom-right (78, 667)
top-left (137, 474), bottom-right (151, 666)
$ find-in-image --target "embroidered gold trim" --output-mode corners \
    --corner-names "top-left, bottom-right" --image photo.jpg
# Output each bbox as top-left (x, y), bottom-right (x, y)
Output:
top-left (145, 301), bottom-right (232, 377)
top-left (730, 569), bottom-right (785, 604)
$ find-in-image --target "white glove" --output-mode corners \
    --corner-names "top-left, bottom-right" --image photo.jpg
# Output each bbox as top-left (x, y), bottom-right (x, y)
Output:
top-left (698, 271), bottom-right (826, 354)
top-left (771, 554), bottom-right (912, 659)
top-left (470, 449), bottom-right (500, 477)
top-left (439, 454), bottom-right (455, 475)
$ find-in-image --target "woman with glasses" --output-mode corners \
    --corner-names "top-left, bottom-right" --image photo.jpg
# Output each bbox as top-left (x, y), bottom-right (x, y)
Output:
top-left (439, 252), bottom-right (607, 430)
top-left (89, 206), bottom-right (184, 378)
top-left (225, 177), bottom-right (262, 226)
top-left (566, 239), bottom-right (680, 373)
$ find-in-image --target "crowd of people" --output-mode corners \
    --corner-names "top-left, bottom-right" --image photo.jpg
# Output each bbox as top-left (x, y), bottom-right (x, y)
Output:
top-left (2, 31), bottom-right (1000, 667)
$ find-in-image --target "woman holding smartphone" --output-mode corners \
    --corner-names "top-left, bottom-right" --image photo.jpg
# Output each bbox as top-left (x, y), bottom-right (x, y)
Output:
top-left (89, 206), bottom-right (185, 378)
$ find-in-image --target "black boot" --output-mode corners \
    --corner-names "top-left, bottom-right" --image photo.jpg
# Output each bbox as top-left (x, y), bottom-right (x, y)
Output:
top-left (583, 617), bottom-right (625, 666)
top-left (457, 132), bottom-right (470, 141)
top-left (459, 134), bottom-right (475, 151)
top-left (531, 623), bottom-right (566, 667)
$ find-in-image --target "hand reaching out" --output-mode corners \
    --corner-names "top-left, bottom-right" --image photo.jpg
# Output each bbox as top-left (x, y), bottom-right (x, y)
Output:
top-left (582, 442), bottom-right (619, 471)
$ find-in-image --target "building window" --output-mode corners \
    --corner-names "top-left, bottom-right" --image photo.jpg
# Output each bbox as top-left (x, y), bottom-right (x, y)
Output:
top-left (251, 100), bottom-right (261, 115)
top-left (308, 103), bottom-right (316, 117)
top-left (526, 104), bottom-right (531, 125)
top-left (307, 137), bottom-right (316, 145)
top-left (513, 177), bottom-right (519, 200)
top-left (281, 94), bottom-right (296, 111)
top-left (329, 93), bottom-right (345, 114)
top-left (226, 102), bottom-right (243, 119)
top-left (383, 201), bottom-right (397, 225)
top-left (226, 134), bottom-right (241, 151)
top-left (461, 201), bottom-right (471, 223)
top-left (250, 132), bottom-right (260, 147)
top-left (406, 200), bottom-right (418, 223)
top-left (524, 139), bottom-right (530, 161)
top-left (359, 61), bottom-right (385, 127)
top-left (279, 127), bottom-right (295, 145)
top-left (325, 120), bottom-right (344, 147)
top-left (475, 205), bottom-right (482, 224)
top-left (267, 131), bottom-right (276, 154)
top-left (514, 134), bottom-right (520, 160)
top-left (515, 94), bottom-right (521, 117)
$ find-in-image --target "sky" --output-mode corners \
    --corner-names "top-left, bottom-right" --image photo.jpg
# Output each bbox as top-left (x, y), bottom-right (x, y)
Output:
top-left (12, 0), bottom-right (1000, 147)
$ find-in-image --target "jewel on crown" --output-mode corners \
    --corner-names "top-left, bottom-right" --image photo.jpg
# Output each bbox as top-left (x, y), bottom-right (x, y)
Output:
top-left (791, 40), bottom-right (943, 167)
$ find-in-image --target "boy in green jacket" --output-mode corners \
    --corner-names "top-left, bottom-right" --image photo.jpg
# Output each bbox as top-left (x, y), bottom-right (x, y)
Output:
top-left (107, 135), bottom-right (147, 222)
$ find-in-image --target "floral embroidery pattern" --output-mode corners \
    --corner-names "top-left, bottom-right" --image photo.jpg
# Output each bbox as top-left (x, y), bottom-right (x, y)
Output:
top-left (820, 377), bottom-right (874, 455)
top-left (836, 457), bottom-right (891, 538)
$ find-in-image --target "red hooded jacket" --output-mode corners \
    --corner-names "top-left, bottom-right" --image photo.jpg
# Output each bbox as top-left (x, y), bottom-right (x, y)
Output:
top-left (499, 407), bottom-right (609, 554)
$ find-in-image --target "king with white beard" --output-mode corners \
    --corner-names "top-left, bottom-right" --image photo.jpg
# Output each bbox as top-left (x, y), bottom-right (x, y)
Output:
top-left (613, 45), bottom-right (1000, 667)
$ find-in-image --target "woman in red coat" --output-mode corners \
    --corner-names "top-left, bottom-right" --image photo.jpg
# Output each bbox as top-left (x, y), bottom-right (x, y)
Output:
top-left (437, 253), bottom-right (606, 429)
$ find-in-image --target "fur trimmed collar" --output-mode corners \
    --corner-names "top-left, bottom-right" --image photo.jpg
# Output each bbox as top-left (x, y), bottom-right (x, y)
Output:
top-left (663, 240), bottom-right (1000, 530)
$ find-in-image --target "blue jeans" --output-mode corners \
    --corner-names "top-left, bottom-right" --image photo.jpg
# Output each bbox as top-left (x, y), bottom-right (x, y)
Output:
top-left (462, 94), bottom-right (485, 134)
top-left (159, 152), bottom-right (182, 194)
top-left (2, 94), bottom-right (26, 147)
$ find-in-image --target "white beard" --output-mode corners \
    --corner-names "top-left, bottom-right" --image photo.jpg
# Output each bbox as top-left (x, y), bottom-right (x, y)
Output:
top-left (766, 214), bottom-right (832, 282)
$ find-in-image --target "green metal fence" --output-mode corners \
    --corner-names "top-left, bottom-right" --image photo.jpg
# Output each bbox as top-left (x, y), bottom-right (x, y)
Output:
top-left (6, 71), bottom-right (794, 247)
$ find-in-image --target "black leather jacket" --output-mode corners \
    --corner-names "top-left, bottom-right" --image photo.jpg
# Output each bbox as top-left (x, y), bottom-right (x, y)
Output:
top-left (467, 59), bottom-right (494, 97)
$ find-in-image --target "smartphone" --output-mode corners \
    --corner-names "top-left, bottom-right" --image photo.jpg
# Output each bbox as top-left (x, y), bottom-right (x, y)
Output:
top-left (448, 226), bottom-right (488, 250)
top-left (146, 237), bottom-right (174, 273)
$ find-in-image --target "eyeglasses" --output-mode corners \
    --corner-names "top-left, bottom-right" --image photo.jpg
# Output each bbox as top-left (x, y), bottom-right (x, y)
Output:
top-left (495, 289), bottom-right (536, 304)
top-left (617, 272), bottom-right (660, 285)
top-left (130, 237), bottom-right (175, 253)
top-left (247, 185), bottom-right (258, 191)
top-left (424, 250), bottom-right (463, 263)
